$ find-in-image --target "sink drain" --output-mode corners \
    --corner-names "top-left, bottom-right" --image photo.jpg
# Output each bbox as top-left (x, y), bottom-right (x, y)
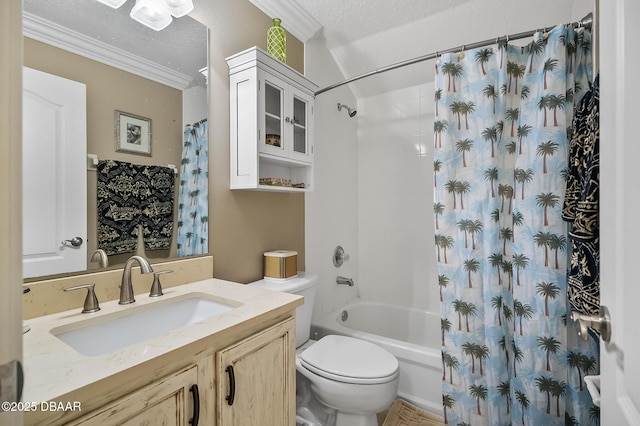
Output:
top-left (341, 310), bottom-right (348, 321)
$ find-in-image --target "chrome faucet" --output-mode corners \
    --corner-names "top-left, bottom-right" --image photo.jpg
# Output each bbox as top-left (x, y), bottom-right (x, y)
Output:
top-left (336, 276), bottom-right (354, 287)
top-left (119, 255), bottom-right (154, 305)
top-left (90, 249), bottom-right (109, 269)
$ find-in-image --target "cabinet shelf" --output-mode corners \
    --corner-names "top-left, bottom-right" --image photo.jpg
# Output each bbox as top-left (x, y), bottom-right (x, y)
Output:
top-left (227, 46), bottom-right (317, 192)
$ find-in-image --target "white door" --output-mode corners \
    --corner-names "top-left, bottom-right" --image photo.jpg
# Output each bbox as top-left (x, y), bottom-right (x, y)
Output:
top-left (599, 1), bottom-right (640, 424)
top-left (22, 67), bottom-right (87, 278)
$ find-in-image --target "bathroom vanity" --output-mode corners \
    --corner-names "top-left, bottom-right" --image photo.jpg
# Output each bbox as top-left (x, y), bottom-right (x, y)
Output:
top-left (22, 278), bottom-right (302, 425)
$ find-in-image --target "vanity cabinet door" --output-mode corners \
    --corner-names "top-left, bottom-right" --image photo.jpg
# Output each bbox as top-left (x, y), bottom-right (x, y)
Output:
top-left (216, 317), bottom-right (295, 426)
top-left (68, 365), bottom-right (200, 426)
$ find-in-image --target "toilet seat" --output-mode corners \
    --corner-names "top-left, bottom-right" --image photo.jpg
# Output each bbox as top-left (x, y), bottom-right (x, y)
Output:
top-left (299, 335), bottom-right (399, 385)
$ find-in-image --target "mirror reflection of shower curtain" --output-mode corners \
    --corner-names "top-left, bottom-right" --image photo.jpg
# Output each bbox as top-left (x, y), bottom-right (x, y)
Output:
top-left (177, 119), bottom-right (208, 257)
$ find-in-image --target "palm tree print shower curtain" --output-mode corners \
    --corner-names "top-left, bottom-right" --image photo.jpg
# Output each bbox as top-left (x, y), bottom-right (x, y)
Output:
top-left (177, 120), bottom-right (208, 256)
top-left (434, 26), bottom-right (598, 425)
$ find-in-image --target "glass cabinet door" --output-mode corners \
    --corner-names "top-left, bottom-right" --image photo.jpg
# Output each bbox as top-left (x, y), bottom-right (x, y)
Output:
top-left (260, 73), bottom-right (313, 163)
top-left (292, 96), bottom-right (307, 156)
top-left (289, 88), bottom-right (313, 163)
top-left (262, 79), bottom-right (284, 155)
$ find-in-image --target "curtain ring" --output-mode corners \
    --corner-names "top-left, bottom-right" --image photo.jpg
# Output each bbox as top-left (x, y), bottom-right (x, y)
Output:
top-left (458, 45), bottom-right (466, 60)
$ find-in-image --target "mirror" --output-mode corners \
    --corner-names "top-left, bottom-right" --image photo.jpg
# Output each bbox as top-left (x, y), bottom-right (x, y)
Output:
top-left (23, 0), bottom-right (208, 281)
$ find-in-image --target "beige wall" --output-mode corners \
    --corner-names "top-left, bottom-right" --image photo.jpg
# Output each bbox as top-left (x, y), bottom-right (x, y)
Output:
top-left (192, 0), bottom-right (306, 283)
top-left (0, 0), bottom-right (23, 423)
top-left (24, 38), bottom-right (183, 266)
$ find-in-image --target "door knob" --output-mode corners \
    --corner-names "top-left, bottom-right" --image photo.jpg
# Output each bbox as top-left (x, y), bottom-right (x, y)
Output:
top-left (61, 237), bottom-right (83, 247)
top-left (571, 305), bottom-right (611, 343)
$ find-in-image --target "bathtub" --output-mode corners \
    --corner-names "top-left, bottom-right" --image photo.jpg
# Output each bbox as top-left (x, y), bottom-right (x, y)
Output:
top-left (310, 299), bottom-right (443, 415)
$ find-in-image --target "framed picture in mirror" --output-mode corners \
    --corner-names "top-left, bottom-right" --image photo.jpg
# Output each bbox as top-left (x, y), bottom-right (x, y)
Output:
top-left (115, 110), bottom-right (152, 156)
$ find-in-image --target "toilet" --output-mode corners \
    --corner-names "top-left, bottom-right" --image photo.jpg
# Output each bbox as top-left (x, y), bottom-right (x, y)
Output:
top-left (249, 272), bottom-right (399, 426)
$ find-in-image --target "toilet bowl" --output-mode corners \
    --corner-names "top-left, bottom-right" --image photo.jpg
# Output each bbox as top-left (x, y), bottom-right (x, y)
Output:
top-left (297, 335), bottom-right (399, 426)
top-left (249, 273), bottom-right (399, 426)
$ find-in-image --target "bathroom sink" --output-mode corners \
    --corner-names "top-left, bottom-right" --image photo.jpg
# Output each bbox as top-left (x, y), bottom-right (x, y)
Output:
top-left (51, 294), bottom-right (237, 356)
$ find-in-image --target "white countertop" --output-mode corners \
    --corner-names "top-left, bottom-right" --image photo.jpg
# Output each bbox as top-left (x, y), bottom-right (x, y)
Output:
top-left (22, 278), bottom-right (301, 404)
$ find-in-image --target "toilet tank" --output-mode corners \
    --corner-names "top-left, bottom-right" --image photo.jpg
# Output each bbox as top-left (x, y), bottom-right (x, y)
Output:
top-left (248, 272), bottom-right (317, 348)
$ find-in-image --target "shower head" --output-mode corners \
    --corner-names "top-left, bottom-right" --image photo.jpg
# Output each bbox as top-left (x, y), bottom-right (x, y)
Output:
top-left (337, 103), bottom-right (357, 117)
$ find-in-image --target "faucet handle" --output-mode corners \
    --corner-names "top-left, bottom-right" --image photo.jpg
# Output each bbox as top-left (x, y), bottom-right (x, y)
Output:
top-left (64, 283), bottom-right (100, 313)
top-left (333, 246), bottom-right (350, 267)
top-left (150, 270), bottom-right (173, 297)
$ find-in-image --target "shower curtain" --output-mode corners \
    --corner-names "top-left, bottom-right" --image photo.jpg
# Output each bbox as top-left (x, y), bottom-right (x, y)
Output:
top-left (434, 26), bottom-right (598, 425)
top-left (177, 119), bottom-right (208, 257)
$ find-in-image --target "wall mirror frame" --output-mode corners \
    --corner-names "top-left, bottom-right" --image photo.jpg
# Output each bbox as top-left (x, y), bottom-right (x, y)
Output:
top-left (22, 0), bottom-right (209, 282)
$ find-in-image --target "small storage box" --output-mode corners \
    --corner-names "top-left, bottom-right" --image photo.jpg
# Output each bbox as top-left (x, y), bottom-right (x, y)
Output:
top-left (264, 250), bottom-right (298, 280)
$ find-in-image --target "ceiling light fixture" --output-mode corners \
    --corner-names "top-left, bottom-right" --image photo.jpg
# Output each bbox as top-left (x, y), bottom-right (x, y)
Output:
top-left (96, 0), bottom-right (128, 9)
top-left (96, 0), bottom-right (194, 31)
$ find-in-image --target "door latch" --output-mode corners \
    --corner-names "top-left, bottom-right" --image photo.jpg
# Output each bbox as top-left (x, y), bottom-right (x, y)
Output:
top-left (571, 305), bottom-right (612, 342)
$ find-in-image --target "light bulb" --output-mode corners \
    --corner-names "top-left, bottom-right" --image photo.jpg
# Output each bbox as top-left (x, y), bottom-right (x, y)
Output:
top-left (130, 0), bottom-right (172, 31)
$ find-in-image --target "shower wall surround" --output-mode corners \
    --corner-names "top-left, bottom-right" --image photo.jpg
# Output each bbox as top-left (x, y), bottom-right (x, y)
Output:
top-left (305, 83), bottom-right (438, 316)
top-left (357, 84), bottom-right (438, 312)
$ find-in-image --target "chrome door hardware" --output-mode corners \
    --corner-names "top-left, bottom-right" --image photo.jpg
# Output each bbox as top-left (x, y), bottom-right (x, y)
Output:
top-left (61, 236), bottom-right (83, 247)
top-left (571, 305), bottom-right (611, 342)
top-left (333, 245), bottom-right (350, 267)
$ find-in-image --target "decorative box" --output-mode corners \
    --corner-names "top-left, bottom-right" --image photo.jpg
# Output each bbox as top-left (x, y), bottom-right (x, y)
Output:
top-left (264, 250), bottom-right (298, 280)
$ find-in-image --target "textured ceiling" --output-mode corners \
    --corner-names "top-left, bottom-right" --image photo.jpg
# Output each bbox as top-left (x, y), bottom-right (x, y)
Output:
top-left (23, 0), bottom-right (208, 86)
top-left (293, 0), bottom-right (474, 48)
top-left (289, 0), bottom-right (592, 98)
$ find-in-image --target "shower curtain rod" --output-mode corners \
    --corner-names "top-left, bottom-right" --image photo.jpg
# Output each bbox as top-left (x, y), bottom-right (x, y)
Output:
top-left (315, 12), bottom-right (593, 96)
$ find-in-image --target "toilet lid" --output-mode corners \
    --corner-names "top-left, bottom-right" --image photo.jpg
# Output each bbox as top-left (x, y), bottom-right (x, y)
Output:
top-left (299, 335), bottom-right (399, 384)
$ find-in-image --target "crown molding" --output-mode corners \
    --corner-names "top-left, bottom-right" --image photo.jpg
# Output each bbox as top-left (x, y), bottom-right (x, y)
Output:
top-left (248, 0), bottom-right (322, 43)
top-left (23, 12), bottom-right (192, 90)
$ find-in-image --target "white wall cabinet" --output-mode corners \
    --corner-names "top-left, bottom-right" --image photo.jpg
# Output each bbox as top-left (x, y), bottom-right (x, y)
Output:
top-left (216, 318), bottom-right (295, 425)
top-left (227, 47), bottom-right (317, 191)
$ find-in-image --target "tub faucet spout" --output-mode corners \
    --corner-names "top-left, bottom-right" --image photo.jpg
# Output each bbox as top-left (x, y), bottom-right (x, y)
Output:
top-left (336, 276), bottom-right (354, 287)
top-left (120, 255), bottom-right (154, 305)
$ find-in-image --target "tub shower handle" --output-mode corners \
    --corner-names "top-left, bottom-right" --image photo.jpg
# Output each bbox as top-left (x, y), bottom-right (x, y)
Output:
top-left (333, 245), bottom-right (350, 267)
top-left (337, 276), bottom-right (354, 287)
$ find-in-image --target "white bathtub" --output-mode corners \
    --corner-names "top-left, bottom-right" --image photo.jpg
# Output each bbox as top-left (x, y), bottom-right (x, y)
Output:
top-left (311, 299), bottom-right (443, 414)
